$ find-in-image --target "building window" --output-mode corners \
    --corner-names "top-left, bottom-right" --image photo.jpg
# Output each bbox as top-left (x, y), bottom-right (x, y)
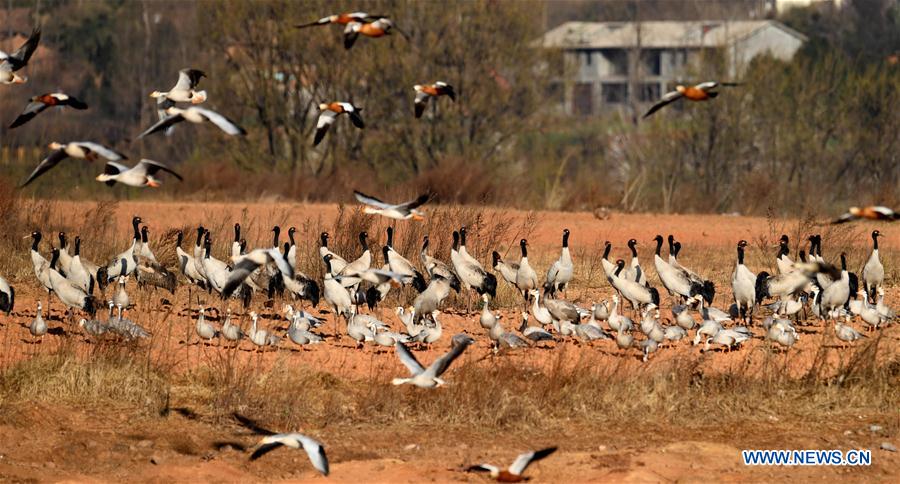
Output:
top-left (637, 83), bottom-right (661, 102)
top-left (602, 83), bottom-right (628, 104)
top-left (600, 49), bottom-right (628, 76)
top-left (641, 49), bottom-right (661, 76)
top-left (572, 83), bottom-right (594, 115)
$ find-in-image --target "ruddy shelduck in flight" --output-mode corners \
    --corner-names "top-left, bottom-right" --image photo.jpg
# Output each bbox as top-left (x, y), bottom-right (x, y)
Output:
top-left (314, 102), bottom-right (364, 146)
top-left (344, 18), bottom-right (408, 50)
top-left (642, 81), bottom-right (740, 118)
top-left (414, 82), bottom-right (456, 118)
top-left (9, 93), bottom-right (87, 129)
top-left (295, 12), bottom-right (384, 28)
top-left (832, 206), bottom-right (900, 224)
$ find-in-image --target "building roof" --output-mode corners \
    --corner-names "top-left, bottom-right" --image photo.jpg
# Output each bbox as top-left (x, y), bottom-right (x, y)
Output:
top-left (539, 20), bottom-right (807, 49)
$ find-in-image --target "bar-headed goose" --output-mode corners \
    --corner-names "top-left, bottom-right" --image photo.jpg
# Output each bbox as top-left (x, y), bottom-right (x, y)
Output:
top-left (343, 18), bottom-right (408, 49)
top-left (0, 274), bottom-right (14, 315)
top-left (731, 240), bottom-right (756, 323)
top-left (862, 230), bottom-right (883, 303)
top-left (313, 102), bottom-right (364, 146)
top-left (413, 81), bottom-right (456, 118)
top-left (544, 229), bottom-right (574, 297)
top-left (249, 433), bottom-right (329, 476)
top-left (95, 159), bottom-right (182, 188)
top-left (29, 302), bottom-right (46, 341)
top-left (20, 141), bottom-right (127, 187)
top-left (150, 68), bottom-right (206, 104)
top-left (0, 28), bottom-right (40, 85)
top-left (9, 93), bottom-right (87, 128)
top-left (137, 106), bottom-right (245, 139)
top-left (392, 334), bottom-right (474, 388)
top-left (354, 190), bottom-right (430, 220)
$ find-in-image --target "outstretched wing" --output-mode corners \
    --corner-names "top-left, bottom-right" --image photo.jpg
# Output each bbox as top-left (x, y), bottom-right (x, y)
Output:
top-left (62, 96), bottom-right (88, 110)
top-left (194, 108), bottom-right (246, 136)
top-left (8, 28), bottom-right (41, 70)
top-left (19, 149), bottom-right (69, 187)
top-left (299, 436), bottom-right (330, 476)
top-left (466, 464), bottom-right (499, 474)
top-left (424, 334), bottom-right (474, 378)
top-left (344, 23), bottom-right (361, 49)
top-left (175, 68), bottom-right (205, 90)
top-left (9, 100), bottom-right (48, 128)
top-left (643, 91), bottom-right (683, 119)
top-left (76, 142), bottom-right (127, 161)
top-left (353, 190), bottom-right (391, 209)
top-left (830, 212), bottom-right (856, 225)
top-left (398, 193), bottom-right (430, 211)
top-left (137, 114), bottom-right (185, 139)
top-left (138, 159), bottom-right (183, 181)
top-left (348, 109), bottom-right (365, 129)
top-left (314, 110), bottom-right (337, 146)
top-left (509, 447), bottom-right (558, 476)
top-left (250, 442), bottom-right (283, 460)
top-left (295, 16), bottom-right (332, 28)
top-left (394, 341), bottom-right (425, 376)
top-left (414, 91), bottom-right (430, 118)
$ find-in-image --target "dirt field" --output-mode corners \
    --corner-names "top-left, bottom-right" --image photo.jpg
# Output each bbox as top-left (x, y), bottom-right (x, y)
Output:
top-left (0, 201), bottom-right (898, 482)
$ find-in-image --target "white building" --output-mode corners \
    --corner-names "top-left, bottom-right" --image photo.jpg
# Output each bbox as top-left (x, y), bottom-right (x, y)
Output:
top-left (539, 20), bottom-right (807, 115)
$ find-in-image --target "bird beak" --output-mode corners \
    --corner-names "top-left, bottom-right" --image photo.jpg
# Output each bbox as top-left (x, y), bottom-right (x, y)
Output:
top-left (412, 213), bottom-right (425, 221)
top-left (147, 179), bottom-right (161, 188)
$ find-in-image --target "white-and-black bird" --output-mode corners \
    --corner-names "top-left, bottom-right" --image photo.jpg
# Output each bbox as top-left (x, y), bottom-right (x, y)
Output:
top-left (466, 447), bottom-right (558, 482)
top-left (313, 102), bottom-right (364, 146)
top-left (353, 190), bottom-right (429, 220)
top-left (20, 141), bottom-right (127, 188)
top-left (250, 433), bottom-right (329, 476)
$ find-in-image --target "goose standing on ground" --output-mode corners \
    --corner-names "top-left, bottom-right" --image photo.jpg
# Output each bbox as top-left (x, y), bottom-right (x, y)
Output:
top-left (343, 18), bottom-right (408, 49)
top-left (113, 276), bottom-right (129, 309)
top-left (776, 235), bottom-right (794, 275)
top-left (95, 159), bottom-right (183, 188)
top-left (137, 106), bottom-right (246, 139)
top-left (20, 141), bottom-right (127, 188)
top-left (354, 190), bottom-right (430, 220)
top-left (642, 81), bottom-right (739, 118)
top-left (450, 230), bottom-right (497, 309)
top-left (392, 334), bottom-right (474, 388)
top-left (834, 316), bottom-right (866, 346)
top-left (384, 227), bottom-right (427, 292)
top-left (413, 81), bottom-right (456, 118)
top-left (249, 433), bottom-right (330, 476)
top-left (0, 274), bottom-right (13, 315)
top-left (29, 302), bottom-right (47, 342)
top-left (0, 27), bottom-right (40, 85)
top-left (544, 229), bottom-right (574, 297)
top-left (9, 93), bottom-right (87, 128)
top-left (313, 102), bottom-right (364, 146)
top-left (248, 311), bottom-right (280, 350)
top-left (195, 307), bottom-right (219, 343)
top-left (479, 295), bottom-right (500, 330)
top-left (514, 239), bottom-right (538, 309)
top-left (731, 240), bottom-right (757, 323)
top-left (221, 309), bottom-right (244, 346)
top-left (862, 230), bottom-right (883, 303)
top-left (420, 235), bottom-right (461, 292)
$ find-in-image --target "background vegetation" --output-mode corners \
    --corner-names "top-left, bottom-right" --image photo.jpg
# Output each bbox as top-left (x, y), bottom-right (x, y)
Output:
top-left (0, 0), bottom-right (897, 216)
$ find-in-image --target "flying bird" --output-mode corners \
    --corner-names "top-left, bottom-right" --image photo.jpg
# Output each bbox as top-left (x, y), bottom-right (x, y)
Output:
top-left (832, 206), bottom-right (900, 224)
top-left (642, 81), bottom-right (740, 118)
top-left (9, 93), bottom-right (88, 128)
top-left (314, 102), bottom-right (364, 146)
top-left (414, 82), bottom-right (456, 118)
top-left (95, 159), bottom-right (183, 188)
top-left (20, 141), bottom-right (127, 188)
top-left (295, 12), bottom-right (384, 28)
top-left (150, 68), bottom-right (207, 135)
top-left (392, 334), bottom-right (474, 388)
top-left (466, 447), bottom-right (558, 482)
top-left (136, 106), bottom-right (245, 139)
top-left (343, 18), bottom-right (408, 50)
top-left (353, 190), bottom-right (430, 220)
top-left (0, 28), bottom-right (41, 85)
top-left (249, 433), bottom-right (329, 476)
